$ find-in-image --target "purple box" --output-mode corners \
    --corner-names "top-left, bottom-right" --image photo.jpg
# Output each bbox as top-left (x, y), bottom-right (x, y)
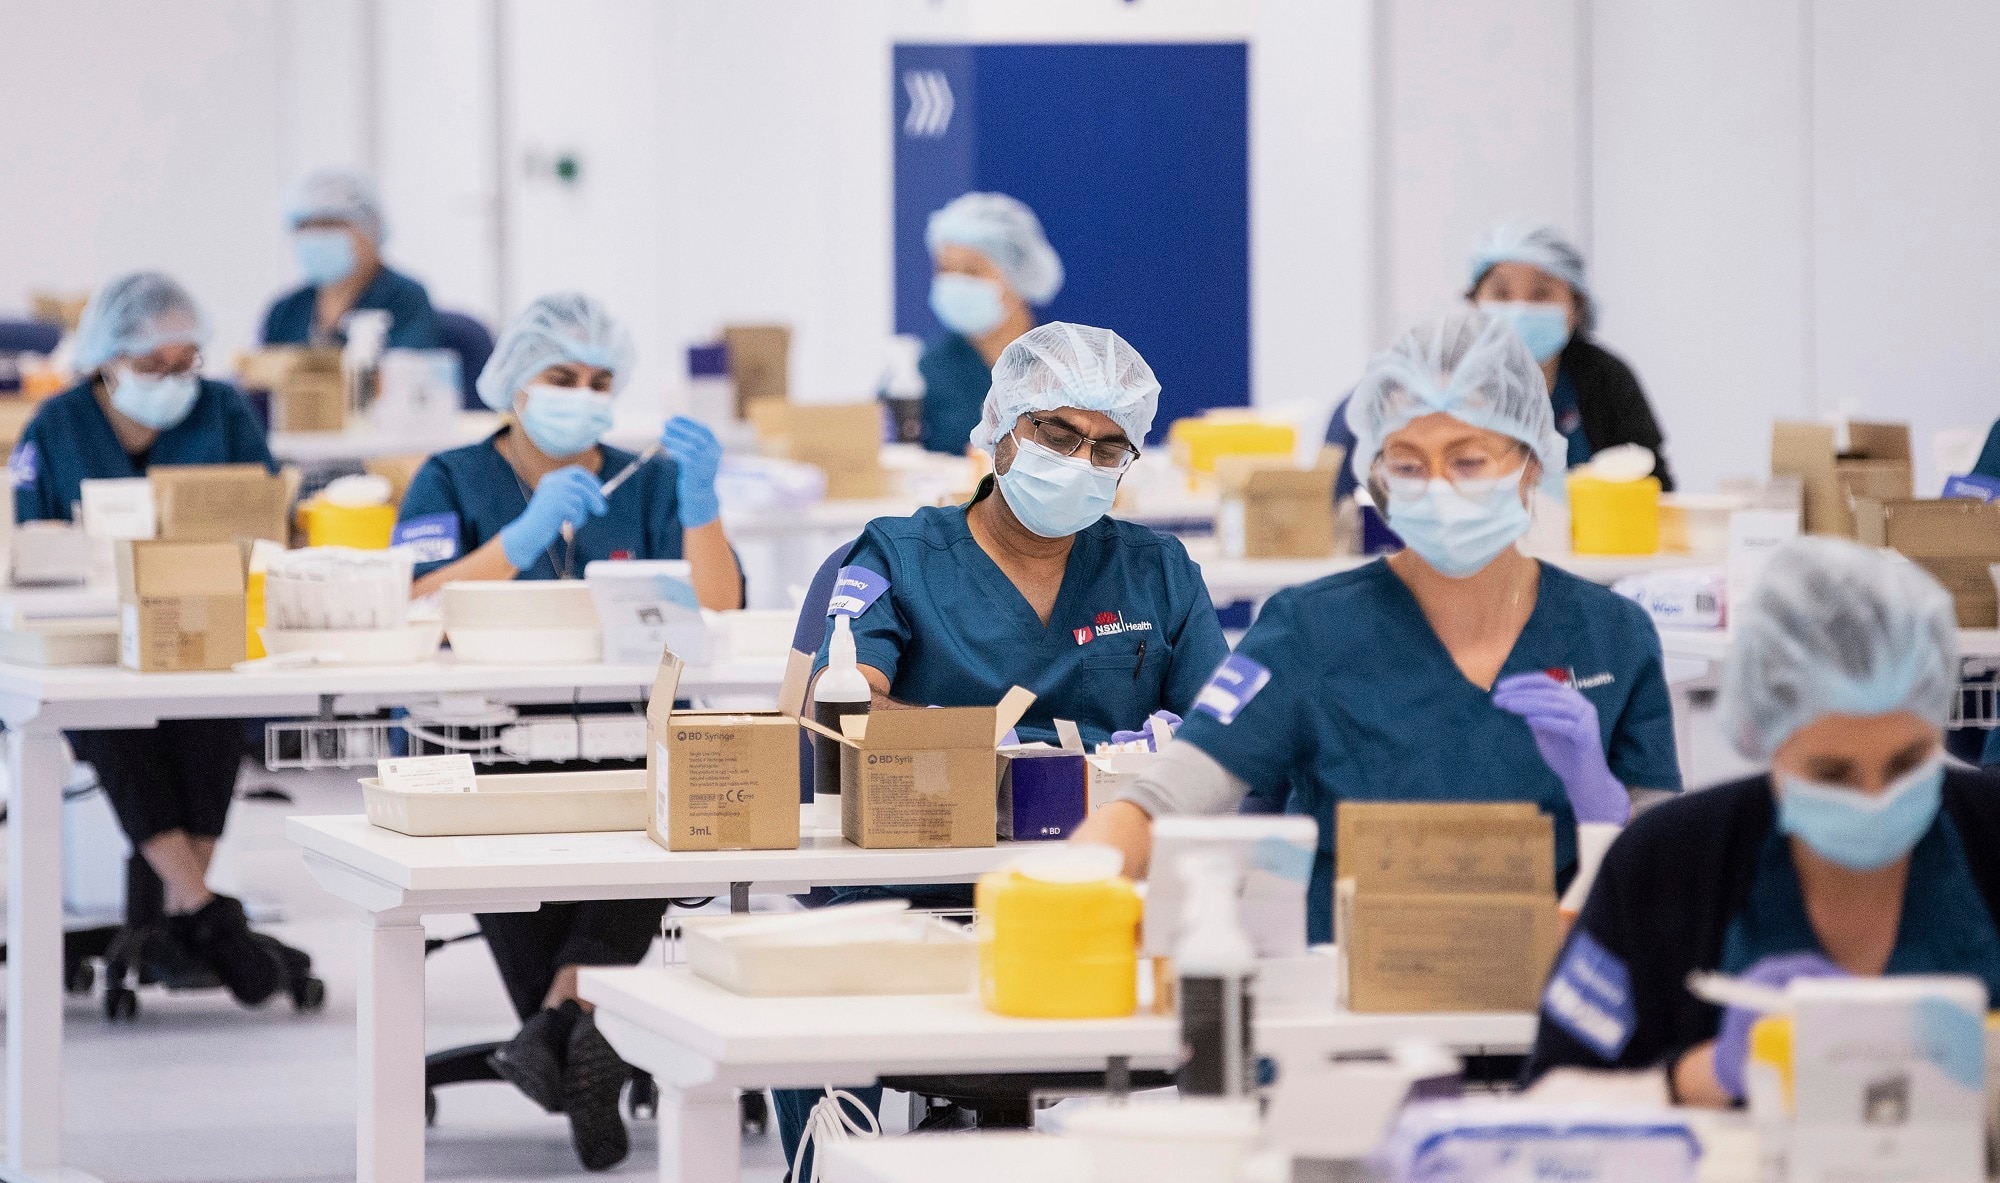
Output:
top-left (997, 749), bottom-right (1088, 841)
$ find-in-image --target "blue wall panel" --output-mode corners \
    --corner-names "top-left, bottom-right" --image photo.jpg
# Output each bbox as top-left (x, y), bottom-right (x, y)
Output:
top-left (894, 42), bottom-right (1249, 442)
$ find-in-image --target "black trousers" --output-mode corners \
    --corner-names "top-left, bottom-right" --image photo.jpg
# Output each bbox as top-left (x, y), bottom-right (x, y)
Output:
top-left (477, 899), bottom-right (668, 1021)
top-left (68, 719), bottom-right (244, 845)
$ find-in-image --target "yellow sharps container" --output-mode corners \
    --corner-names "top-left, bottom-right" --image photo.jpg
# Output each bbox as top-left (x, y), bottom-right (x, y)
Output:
top-left (978, 846), bottom-right (1141, 1019)
top-left (1567, 473), bottom-right (1661, 555)
top-left (305, 502), bottom-right (397, 549)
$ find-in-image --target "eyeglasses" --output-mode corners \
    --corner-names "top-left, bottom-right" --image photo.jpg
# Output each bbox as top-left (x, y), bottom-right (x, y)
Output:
top-left (1021, 413), bottom-right (1141, 471)
top-left (121, 350), bottom-right (202, 379)
top-left (1372, 441), bottom-right (1529, 500)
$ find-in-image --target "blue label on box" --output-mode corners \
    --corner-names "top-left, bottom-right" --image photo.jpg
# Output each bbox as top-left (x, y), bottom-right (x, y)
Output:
top-left (391, 512), bottom-right (460, 563)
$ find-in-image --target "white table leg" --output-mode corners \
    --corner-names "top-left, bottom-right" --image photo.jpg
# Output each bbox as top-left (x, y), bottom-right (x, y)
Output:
top-left (657, 1080), bottom-right (741, 1183)
top-left (356, 910), bottom-right (427, 1183)
top-left (6, 727), bottom-right (70, 1178)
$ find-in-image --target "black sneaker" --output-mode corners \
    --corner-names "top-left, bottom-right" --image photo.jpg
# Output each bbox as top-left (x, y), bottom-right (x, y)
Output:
top-left (173, 895), bottom-right (284, 1006)
top-left (490, 1001), bottom-right (577, 1114)
top-left (563, 1010), bottom-right (631, 1171)
top-left (139, 924), bottom-right (222, 991)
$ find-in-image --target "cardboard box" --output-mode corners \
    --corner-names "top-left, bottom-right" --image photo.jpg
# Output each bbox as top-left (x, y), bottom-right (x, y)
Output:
top-left (115, 540), bottom-right (247, 671)
top-left (365, 454), bottom-right (429, 510)
top-left (149, 465), bottom-right (290, 545)
top-left (1854, 497), bottom-right (2000, 627)
top-left (1215, 446), bottom-right (1344, 559)
top-left (1770, 421), bottom-right (1913, 538)
top-left (646, 648), bottom-right (811, 852)
top-left (242, 347), bottom-right (347, 433)
top-left (1334, 801), bottom-right (1559, 1013)
top-left (804, 688), bottom-right (1034, 849)
top-left (759, 402), bottom-right (889, 500)
top-left (28, 291), bottom-right (88, 332)
top-left (722, 324), bottom-right (792, 416)
top-left (996, 745), bottom-right (1087, 841)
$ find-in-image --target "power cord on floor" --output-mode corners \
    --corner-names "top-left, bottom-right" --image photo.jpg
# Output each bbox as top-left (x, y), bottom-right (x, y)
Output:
top-left (790, 1086), bottom-right (881, 1183)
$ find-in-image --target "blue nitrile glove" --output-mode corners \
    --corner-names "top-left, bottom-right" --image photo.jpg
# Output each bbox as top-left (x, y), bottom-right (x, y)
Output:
top-left (1109, 710), bottom-right (1183, 750)
top-left (1492, 672), bottom-right (1630, 825)
top-left (662, 415), bottom-right (723, 528)
top-left (499, 465), bottom-right (607, 570)
top-left (1712, 952), bottom-right (1845, 1100)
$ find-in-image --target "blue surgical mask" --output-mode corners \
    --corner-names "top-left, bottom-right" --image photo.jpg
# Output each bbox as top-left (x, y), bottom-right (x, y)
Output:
top-left (518, 384), bottom-right (614, 458)
top-left (1384, 467), bottom-right (1533, 578)
top-left (1779, 755), bottom-right (1944, 871)
top-left (1480, 300), bottom-right (1572, 363)
top-left (996, 434), bottom-right (1120, 539)
top-left (293, 228), bottom-right (358, 286)
top-left (930, 274), bottom-right (1006, 337)
top-left (109, 367), bottom-right (201, 431)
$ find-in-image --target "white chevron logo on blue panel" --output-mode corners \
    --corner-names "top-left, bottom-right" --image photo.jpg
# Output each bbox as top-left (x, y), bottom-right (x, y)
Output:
top-left (902, 69), bottom-right (955, 138)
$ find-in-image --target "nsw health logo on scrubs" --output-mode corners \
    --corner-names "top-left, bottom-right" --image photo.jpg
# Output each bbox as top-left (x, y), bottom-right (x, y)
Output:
top-left (1074, 609), bottom-right (1153, 646)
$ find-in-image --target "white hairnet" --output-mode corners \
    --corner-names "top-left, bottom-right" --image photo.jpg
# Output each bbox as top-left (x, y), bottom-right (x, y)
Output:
top-left (284, 168), bottom-right (387, 244)
top-left (974, 322), bottom-right (1159, 452)
top-left (1469, 222), bottom-right (1595, 331)
top-left (1720, 537), bottom-right (1959, 762)
top-left (926, 193), bottom-right (1065, 306)
top-left (71, 272), bottom-right (210, 373)
top-left (1345, 307), bottom-right (1567, 495)
top-left (475, 293), bottom-right (635, 412)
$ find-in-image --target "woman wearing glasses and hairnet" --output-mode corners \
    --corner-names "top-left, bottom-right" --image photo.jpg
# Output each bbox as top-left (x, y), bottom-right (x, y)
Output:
top-left (1075, 307), bottom-right (1682, 944)
top-left (9, 273), bottom-right (312, 1010)
top-left (1326, 223), bottom-right (1675, 498)
top-left (776, 323), bottom-right (1230, 1179)
top-left (394, 293), bottom-right (739, 1171)
top-left (261, 168), bottom-right (441, 350)
top-left (1526, 538), bottom-right (2000, 1107)
top-left (917, 192), bottom-right (1064, 455)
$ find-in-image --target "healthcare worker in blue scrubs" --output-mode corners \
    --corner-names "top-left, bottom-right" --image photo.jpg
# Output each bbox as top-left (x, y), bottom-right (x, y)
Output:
top-left (776, 323), bottom-right (1230, 1179)
top-left (1326, 223), bottom-right (1674, 499)
top-left (918, 192), bottom-right (1064, 455)
top-left (1078, 307), bottom-right (1682, 943)
top-left (395, 293), bottom-right (738, 1171)
top-left (260, 168), bottom-right (442, 351)
top-left (1529, 538), bottom-right (2000, 1108)
top-left (10, 273), bottom-right (303, 1008)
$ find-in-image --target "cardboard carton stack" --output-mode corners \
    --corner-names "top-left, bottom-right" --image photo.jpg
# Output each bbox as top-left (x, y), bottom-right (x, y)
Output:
top-left (1335, 801), bottom-right (1560, 1013)
top-left (240, 347), bottom-right (346, 433)
top-left (1214, 446), bottom-right (1345, 559)
top-left (116, 541), bottom-right (246, 671)
top-left (646, 649), bottom-right (812, 852)
top-left (754, 402), bottom-right (888, 500)
top-left (721, 324), bottom-right (791, 419)
top-left (1854, 496), bottom-right (2000, 627)
top-left (1769, 421), bottom-right (1912, 538)
top-left (149, 465), bottom-right (291, 546)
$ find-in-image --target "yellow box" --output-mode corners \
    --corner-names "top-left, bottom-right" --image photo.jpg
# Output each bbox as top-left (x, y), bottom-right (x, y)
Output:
top-left (978, 867), bottom-right (1141, 1018)
top-left (305, 503), bottom-right (397, 549)
top-left (1168, 414), bottom-right (1296, 477)
top-left (1569, 474), bottom-right (1661, 555)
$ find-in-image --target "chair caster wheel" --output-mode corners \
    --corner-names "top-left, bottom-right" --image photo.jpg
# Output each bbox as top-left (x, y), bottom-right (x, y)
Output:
top-left (104, 986), bottom-right (138, 1022)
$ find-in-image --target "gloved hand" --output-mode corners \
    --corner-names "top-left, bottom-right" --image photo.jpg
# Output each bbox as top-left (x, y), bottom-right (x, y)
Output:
top-left (1109, 710), bottom-right (1183, 750)
top-left (499, 465), bottom-right (607, 571)
top-left (1492, 672), bottom-right (1629, 825)
top-left (662, 415), bottom-right (723, 528)
top-left (1711, 952), bottom-right (1846, 1099)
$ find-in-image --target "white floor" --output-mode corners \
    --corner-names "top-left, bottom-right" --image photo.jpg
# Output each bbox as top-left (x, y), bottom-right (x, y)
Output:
top-left (0, 765), bottom-right (833, 1183)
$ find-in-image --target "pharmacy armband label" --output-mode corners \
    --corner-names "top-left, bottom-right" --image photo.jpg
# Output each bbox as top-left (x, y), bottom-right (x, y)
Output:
top-left (1191, 653), bottom-right (1271, 725)
top-left (1541, 930), bottom-right (1635, 1061)
top-left (7, 441), bottom-right (36, 490)
top-left (391, 513), bottom-right (460, 563)
top-left (828, 566), bottom-right (888, 617)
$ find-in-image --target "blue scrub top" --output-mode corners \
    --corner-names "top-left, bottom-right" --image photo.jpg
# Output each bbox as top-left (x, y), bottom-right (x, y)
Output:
top-left (1549, 368), bottom-right (1593, 468)
top-left (1176, 558), bottom-right (1682, 943)
top-left (815, 484), bottom-right (1231, 749)
top-left (1721, 817), bottom-right (2000, 1000)
top-left (10, 378), bottom-right (276, 523)
top-left (1972, 419), bottom-right (2000, 482)
top-left (917, 333), bottom-right (991, 456)
top-left (396, 430), bottom-right (690, 580)
top-left (261, 265), bottom-right (442, 351)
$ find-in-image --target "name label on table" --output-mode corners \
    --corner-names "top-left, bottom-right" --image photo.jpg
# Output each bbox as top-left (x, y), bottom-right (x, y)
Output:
top-left (377, 754), bottom-right (477, 794)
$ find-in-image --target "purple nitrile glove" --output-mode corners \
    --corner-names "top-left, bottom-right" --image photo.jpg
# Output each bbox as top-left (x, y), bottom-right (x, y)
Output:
top-left (1108, 710), bottom-right (1183, 750)
top-left (1493, 672), bottom-right (1630, 825)
top-left (1711, 952), bottom-right (1846, 1100)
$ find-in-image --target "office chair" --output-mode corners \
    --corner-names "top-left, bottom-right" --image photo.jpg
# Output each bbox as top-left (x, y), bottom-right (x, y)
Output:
top-left (434, 310), bottom-right (495, 411)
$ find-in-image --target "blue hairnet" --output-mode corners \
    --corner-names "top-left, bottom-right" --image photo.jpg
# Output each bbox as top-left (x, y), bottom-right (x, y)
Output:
top-left (1469, 222), bottom-right (1595, 331)
top-left (284, 168), bottom-right (387, 244)
top-left (71, 272), bottom-right (210, 373)
top-left (475, 293), bottom-right (634, 411)
top-left (974, 322), bottom-right (1159, 452)
top-left (926, 193), bottom-right (1064, 306)
top-left (1720, 537), bottom-right (1959, 761)
top-left (1345, 307), bottom-right (1567, 496)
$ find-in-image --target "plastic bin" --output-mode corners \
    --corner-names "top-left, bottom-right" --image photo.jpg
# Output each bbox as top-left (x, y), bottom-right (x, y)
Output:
top-left (1569, 473), bottom-right (1661, 555)
top-left (359, 767), bottom-right (649, 836)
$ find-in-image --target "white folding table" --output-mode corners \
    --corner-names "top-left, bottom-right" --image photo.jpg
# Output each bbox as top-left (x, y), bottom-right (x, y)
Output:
top-left (289, 814), bottom-right (1020, 1183)
top-left (0, 653), bottom-right (783, 1183)
top-left (578, 965), bottom-right (1536, 1183)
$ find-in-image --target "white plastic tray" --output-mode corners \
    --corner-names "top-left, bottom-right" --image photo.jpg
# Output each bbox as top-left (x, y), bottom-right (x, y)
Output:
top-left (359, 767), bottom-right (649, 836)
top-left (0, 618), bottom-right (120, 667)
top-left (682, 906), bottom-right (977, 996)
